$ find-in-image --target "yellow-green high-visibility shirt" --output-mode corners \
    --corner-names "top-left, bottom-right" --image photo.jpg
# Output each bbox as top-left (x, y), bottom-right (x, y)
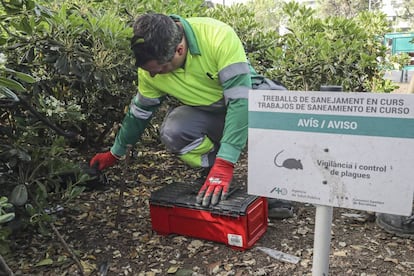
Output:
top-left (112, 15), bottom-right (255, 163)
top-left (138, 16), bottom-right (250, 106)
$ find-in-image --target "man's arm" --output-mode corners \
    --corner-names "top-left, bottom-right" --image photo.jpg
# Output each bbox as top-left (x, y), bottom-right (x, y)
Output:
top-left (196, 23), bottom-right (252, 206)
top-left (111, 92), bottom-right (163, 157)
top-left (90, 91), bottom-right (162, 171)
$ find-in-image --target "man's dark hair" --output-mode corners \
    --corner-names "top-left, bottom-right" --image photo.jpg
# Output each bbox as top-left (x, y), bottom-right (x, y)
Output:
top-left (130, 13), bottom-right (183, 67)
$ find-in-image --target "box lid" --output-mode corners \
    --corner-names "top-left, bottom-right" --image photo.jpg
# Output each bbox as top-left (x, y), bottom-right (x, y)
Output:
top-left (150, 182), bottom-right (259, 217)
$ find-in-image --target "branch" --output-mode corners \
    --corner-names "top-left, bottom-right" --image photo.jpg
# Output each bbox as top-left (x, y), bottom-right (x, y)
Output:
top-left (18, 96), bottom-right (84, 141)
top-left (50, 223), bottom-right (84, 276)
top-left (28, 193), bottom-right (84, 275)
top-left (115, 144), bottom-right (133, 228)
top-left (0, 254), bottom-right (14, 276)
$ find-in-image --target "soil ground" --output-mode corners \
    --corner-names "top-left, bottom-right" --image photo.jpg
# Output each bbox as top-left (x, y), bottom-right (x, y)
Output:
top-left (4, 80), bottom-right (414, 276)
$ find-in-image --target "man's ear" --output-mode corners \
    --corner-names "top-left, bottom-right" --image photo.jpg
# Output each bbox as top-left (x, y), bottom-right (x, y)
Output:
top-left (176, 43), bottom-right (185, 56)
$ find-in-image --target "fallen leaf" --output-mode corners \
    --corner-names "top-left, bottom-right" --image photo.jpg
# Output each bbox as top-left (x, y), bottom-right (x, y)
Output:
top-left (35, 258), bottom-right (53, 267)
top-left (81, 260), bottom-right (96, 274)
top-left (175, 269), bottom-right (194, 276)
top-left (167, 265), bottom-right (179, 274)
top-left (207, 261), bottom-right (221, 274)
top-left (223, 263), bottom-right (233, 271)
top-left (384, 257), bottom-right (399, 264)
top-left (297, 226), bottom-right (310, 235)
top-left (76, 213), bottom-right (88, 220)
top-left (300, 259), bottom-right (310, 268)
top-left (113, 250), bottom-right (122, 258)
top-left (350, 245), bottom-right (364, 251)
top-left (333, 250), bottom-right (347, 257)
top-left (338, 242), bottom-right (347, 247)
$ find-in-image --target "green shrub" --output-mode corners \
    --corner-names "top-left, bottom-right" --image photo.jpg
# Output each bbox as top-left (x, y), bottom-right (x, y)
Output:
top-left (263, 2), bottom-right (396, 92)
top-left (0, 0), bottom-right (405, 251)
top-left (0, 196), bottom-right (14, 255)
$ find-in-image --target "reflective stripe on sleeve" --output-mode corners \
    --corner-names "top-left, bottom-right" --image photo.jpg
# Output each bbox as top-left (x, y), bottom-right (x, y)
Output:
top-left (129, 103), bottom-right (153, 119)
top-left (223, 86), bottom-right (248, 104)
top-left (136, 93), bottom-right (161, 106)
top-left (129, 93), bottom-right (161, 119)
top-left (218, 62), bottom-right (250, 84)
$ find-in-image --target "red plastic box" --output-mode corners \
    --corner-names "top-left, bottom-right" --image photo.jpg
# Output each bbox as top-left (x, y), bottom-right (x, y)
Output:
top-left (149, 182), bottom-right (268, 250)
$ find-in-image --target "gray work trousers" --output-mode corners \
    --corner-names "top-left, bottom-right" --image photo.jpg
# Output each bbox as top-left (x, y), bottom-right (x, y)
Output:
top-left (160, 106), bottom-right (225, 166)
top-left (159, 78), bottom-right (286, 167)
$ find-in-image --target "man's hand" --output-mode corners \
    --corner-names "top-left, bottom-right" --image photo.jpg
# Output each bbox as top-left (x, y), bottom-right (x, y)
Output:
top-left (90, 151), bottom-right (118, 171)
top-left (196, 158), bottom-right (234, 207)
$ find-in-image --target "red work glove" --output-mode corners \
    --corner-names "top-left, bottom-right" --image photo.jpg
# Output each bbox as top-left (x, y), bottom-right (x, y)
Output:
top-left (89, 151), bottom-right (118, 171)
top-left (196, 158), bottom-right (234, 207)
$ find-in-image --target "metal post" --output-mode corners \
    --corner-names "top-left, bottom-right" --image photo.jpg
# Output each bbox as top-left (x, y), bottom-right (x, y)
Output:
top-left (312, 205), bottom-right (333, 276)
top-left (311, 85), bottom-right (342, 276)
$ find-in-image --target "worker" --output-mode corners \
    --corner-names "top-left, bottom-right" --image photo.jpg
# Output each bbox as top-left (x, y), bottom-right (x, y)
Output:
top-left (89, 13), bottom-right (293, 218)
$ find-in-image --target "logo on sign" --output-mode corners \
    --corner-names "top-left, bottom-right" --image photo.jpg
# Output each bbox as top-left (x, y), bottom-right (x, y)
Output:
top-left (270, 187), bottom-right (288, 195)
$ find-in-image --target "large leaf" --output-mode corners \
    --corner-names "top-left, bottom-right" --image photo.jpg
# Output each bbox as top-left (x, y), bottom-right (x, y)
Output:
top-left (5, 68), bottom-right (37, 83)
top-left (10, 184), bottom-right (28, 206)
top-left (0, 213), bottom-right (15, 224)
top-left (0, 77), bottom-right (26, 92)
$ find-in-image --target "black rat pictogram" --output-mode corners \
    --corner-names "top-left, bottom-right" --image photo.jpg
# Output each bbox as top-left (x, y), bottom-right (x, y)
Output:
top-left (274, 150), bottom-right (303, 170)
